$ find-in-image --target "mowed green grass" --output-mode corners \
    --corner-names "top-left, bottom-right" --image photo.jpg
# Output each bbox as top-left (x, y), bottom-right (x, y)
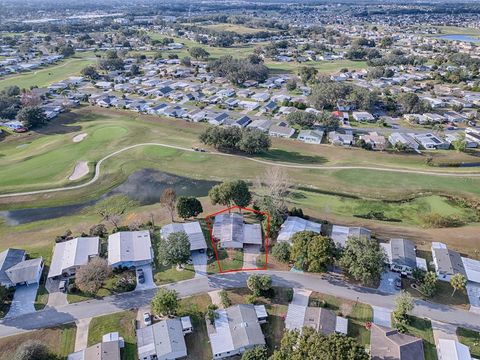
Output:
top-left (0, 53), bottom-right (96, 90)
top-left (266, 59), bottom-right (368, 74)
top-left (202, 23), bottom-right (272, 34)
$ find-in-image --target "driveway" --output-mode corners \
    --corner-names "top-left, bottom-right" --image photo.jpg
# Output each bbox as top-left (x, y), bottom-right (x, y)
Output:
top-left (6, 284), bottom-right (38, 318)
top-left (243, 244), bottom-right (261, 269)
top-left (74, 318), bottom-right (91, 352)
top-left (135, 264), bottom-right (155, 291)
top-left (467, 283), bottom-right (480, 312)
top-left (191, 251), bottom-right (207, 277)
top-left (291, 288), bottom-right (311, 306)
top-left (45, 278), bottom-right (68, 307)
top-left (378, 271), bottom-right (400, 294)
top-left (431, 320), bottom-right (458, 346)
top-left (372, 306), bottom-right (392, 327)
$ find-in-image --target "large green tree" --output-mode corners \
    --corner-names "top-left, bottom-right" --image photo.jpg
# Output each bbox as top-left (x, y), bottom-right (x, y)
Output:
top-left (290, 231), bottom-right (336, 272)
top-left (392, 291), bottom-right (414, 332)
top-left (158, 231), bottom-right (191, 268)
top-left (241, 346), bottom-right (268, 360)
top-left (340, 236), bottom-right (386, 285)
top-left (209, 180), bottom-right (252, 208)
top-left (176, 196), bottom-right (203, 220)
top-left (272, 242), bottom-right (291, 263)
top-left (16, 106), bottom-right (47, 129)
top-left (151, 288), bottom-right (179, 317)
top-left (247, 274), bottom-right (272, 296)
top-left (419, 271), bottom-right (438, 297)
top-left (270, 328), bottom-right (368, 360)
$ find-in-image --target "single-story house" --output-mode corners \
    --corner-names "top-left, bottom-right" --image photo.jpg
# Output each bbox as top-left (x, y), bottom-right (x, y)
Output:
top-left (328, 131), bottom-right (353, 146)
top-left (413, 133), bottom-right (450, 150)
top-left (68, 338), bottom-right (121, 360)
top-left (285, 304), bottom-right (348, 335)
top-left (212, 213), bottom-right (262, 249)
top-left (277, 216), bottom-right (322, 244)
top-left (0, 249), bottom-right (43, 288)
top-left (431, 242), bottom-right (466, 282)
top-left (297, 130), bottom-right (324, 144)
top-left (247, 119), bottom-right (272, 132)
top-left (108, 231), bottom-right (153, 268)
top-left (207, 304), bottom-right (266, 359)
top-left (370, 323), bottom-right (424, 360)
top-left (388, 133), bottom-right (419, 151)
top-left (352, 111), bottom-right (375, 122)
top-left (330, 225), bottom-right (371, 248)
top-left (382, 238), bottom-right (417, 273)
top-left (227, 116), bottom-right (251, 128)
top-left (136, 317), bottom-right (192, 360)
top-left (360, 132), bottom-right (387, 150)
top-left (269, 124), bottom-right (295, 138)
top-left (0, 248), bottom-right (26, 287)
top-left (160, 222), bottom-right (207, 252)
top-left (48, 237), bottom-right (99, 279)
top-left (437, 339), bottom-right (472, 360)
top-left (465, 127), bottom-right (480, 147)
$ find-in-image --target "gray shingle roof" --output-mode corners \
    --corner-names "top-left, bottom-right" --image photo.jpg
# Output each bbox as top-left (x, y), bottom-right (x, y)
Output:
top-left (390, 239), bottom-right (417, 269)
top-left (161, 222), bottom-right (207, 251)
top-left (136, 319), bottom-right (187, 359)
top-left (5, 257), bottom-right (43, 285)
top-left (0, 248), bottom-right (25, 286)
top-left (370, 323), bottom-right (424, 360)
top-left (435, 248), bottom-right (466, 277)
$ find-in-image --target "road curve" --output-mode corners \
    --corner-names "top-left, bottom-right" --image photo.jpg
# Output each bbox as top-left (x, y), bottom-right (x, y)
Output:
top-left (1, 142), bottom-right (480, 199)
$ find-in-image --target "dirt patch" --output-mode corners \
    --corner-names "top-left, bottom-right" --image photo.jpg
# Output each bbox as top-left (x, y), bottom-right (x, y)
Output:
top-left (72, 133), bottom-right (87, 143)
top-left (69, 161), bottom-right (89, 181)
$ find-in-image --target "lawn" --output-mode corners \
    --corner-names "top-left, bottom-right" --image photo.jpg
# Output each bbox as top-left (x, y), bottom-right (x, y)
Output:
top-left (403, 279), bottom-right (470, 310)
top-left (266, 59), bottom-right (368, 74)
top-left (202, 23), bottom-right (272, 35)
top-left (457, 327), bottom-right (480, 358)
top-left (0, 323), bottom-right (76, 360)
top-left (400, 316), bottom-right (438, 360)
top-left (88, 310), bottom-right (137, 360)
top-left (209, 248), bottom-right (244, 272)
top-left (431, 26), bottom-right (480, 36)
top-left (0, 53), bottom-right (96, 90)
top-left (177, 294), bottom-right (213, 360)
top-left (153, 264), bottom-right (195, 285)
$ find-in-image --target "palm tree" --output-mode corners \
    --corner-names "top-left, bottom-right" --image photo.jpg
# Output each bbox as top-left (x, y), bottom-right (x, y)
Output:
top-left (450, 273), bottom-right (467, 297)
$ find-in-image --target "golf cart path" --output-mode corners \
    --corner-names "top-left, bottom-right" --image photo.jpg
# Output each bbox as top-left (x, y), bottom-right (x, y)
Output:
top-left (2, 142), bottom-right (480, 199)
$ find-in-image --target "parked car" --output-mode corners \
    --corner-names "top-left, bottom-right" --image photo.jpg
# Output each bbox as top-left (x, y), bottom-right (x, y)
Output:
top-left (395, 278), bottom-right (402, 290)
top-left (143, 312), bottom-right (152, 326)
top-left (137, 268), bottom-right (145, 284)
top-left (59, 280), bottom-right (67, 292)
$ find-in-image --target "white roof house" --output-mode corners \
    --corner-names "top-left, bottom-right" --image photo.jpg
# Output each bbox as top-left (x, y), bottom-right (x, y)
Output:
top-left (160, 222), bottom-right (207, 251)
top-left (108, 231), bottom-right (153, 268)
top-left (352, 111), bottom-right (375, 122)
top-left (136, 318), bottom-right (188, 360)
top-left (413, 133), bottom-right (450, 150)
top-left (330, 225), bottom-right (371, 248)
top-left (277, 216), bottom-right (322, 243)
top-left (388, 132), bottom-right (419, 150)
top-left (212, 213), bottom-right (262, 249)
top-left (208, 304), bottom-right (266, 359)
top-left (462, 257), bottom-right (480, 284)
top-left (5, 257), bottom-right (43, 286)
top-left (437, 339), bottom-right (472, 360)
top-left (48, 237), bottom-right (99, 278)
top-left (297, 130), bottom-right (324, 144)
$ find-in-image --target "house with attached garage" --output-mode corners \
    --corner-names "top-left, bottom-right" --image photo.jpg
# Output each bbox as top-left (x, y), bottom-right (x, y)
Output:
top-left (413, 133), bottom-right (450, 150)
top-left (352, 111), bottom-right (375, 122)
top-left (359, 132), bottom-right (387, 150)
top-left (108, 231), bottom-right (153, 268)
top-left (212, 213), bottom-right (262, 249)
top-left (226, 116), bottom-right (252, 128)
top-left (207, 304), bottom-right (267, 359)
top-left (431, 242), bottom-right (466, 282)
top-left (328, 130), bottom-right (354, 146)
top-left (0, 249), bottom-right (43, 288)
top-left (388, 132), bottom-right (419, 151)
top-left (370, 323), bottom-right (424, 360)
top-left (285, 303), bottom-right (348, 335)
top-left (330, 225), bottom-right (371, 248)
top-left (465, 127), bottom-right (480, 147)
top-left (297, 129), bottom-right (324, 144)
top-left (277, 216), bottom-right (322, 244)
top-left (247, 119), bottom-right (272, 132)
top-left (68, 334), bottom-right (122, 360)
top-left (161, 222), bottom-right (207, 253)
top-left (381, 238), bottom-right (424, 275)
top-left (48, 237), bottom-right (99, 279)
top-left (268, 124), bottom-right (295, 138)
top-left (136, 317), bottom-right (192, 360)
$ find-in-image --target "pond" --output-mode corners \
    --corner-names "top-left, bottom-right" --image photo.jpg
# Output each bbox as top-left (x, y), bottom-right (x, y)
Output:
top-left (434, 34), bottom-right (480, 43)
top-left (0, 169), bottom-right (218, 225)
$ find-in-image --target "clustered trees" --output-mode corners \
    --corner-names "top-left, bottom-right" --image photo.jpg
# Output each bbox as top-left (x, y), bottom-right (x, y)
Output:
top-left (209, 180), bottom-right (252, 208)
top-left (200, 126), bottom-right (271, 154)
top-left (287, 110), bottom-right (339, 131)
top-left (270, 327), bottom-right (369, 360)
top-left (157, 231), bottom-right (191, 269)
top-left (290, 231), bottom-right (337, 272)
top-left (208, 55), bottom-right (269, 85)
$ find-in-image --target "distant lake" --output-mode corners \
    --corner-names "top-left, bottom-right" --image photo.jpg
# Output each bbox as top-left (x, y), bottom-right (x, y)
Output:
top-left (434, 34), bottom-right (480, 43)
top-left (0, 169), bottom-right (218, 225)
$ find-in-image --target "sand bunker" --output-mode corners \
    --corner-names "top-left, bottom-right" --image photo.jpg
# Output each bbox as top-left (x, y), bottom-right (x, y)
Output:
top-left (73, 133), bottom-right (87, 143)
top-left (69, 161), bottom-right (89, 181)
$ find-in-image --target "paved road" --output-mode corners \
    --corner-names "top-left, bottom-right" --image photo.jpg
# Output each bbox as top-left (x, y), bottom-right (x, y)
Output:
top-left (2, 142), bottom-right (480, 199)
top-left (2, 270), bottom-right (480, 338)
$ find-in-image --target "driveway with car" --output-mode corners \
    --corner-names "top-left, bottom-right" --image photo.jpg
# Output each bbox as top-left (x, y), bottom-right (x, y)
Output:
top-left (191, 250), bottom-right (207, 277)
top-left (135, 264), bottom-right (155, 291)
top-left (6, 284), bottom-right (38, 318)
top-left (378, 271), bottom-right (401, 294)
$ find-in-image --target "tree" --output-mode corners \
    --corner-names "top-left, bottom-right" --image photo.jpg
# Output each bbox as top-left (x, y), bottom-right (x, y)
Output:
top-left (160, 188), bottom-right (177, 222)
top-left (200, 126), bottom-right (270, 154)
top-left (247, 274), bottom-right (272, 296)
top-left (452, 133), bottom-right (467, 152)
top-left (158, 231), bottom-right (191, 268)
top-left (75, 257), bottom-right (112, 294)
top-left (317, 111), bottom-right (340, 131)
top-left (287, 110), bottom-right (317, 129)
top-left (189, 46), bottom-right (210, 60)
top-left (58, 44), bottom-right (75, 57)
top-left (219, 289), bottom-right (231, 308)
top-left (241, 346), bottom-right (268, 360)
top-left (20, 91), bottom-right (42, 107)
top-left (151, 288), bottom-right (179, 317)
top-left (270, 328), bottom-right (368, 360)
top-left (89, 224), bottom-right (108, 238)
top-left (207, 303), bottom-right (219, 324)
top-left (298, 66), bottom-right (318, 85)
top-left (419, 271), bottom-right (438, 297)
top-left (290, 231), bottom-right (336, 272)
top-left (392, 291), bottom-right (414, 332)
top-left (14, 340), bottom-right (54, 360)
top-left (396, 92), bottom-right (431, 114)
top-left (340, 236), bottom-right (386, 285)
top-left (238, 128), bottom-right (271, 154)
top-left (272, 242), bottom-right (291, 263)
top-left (16, 106), bottom-right (47, 129)
top-left (176, 196), bottom-right (203, 220)
top-left (286, 78), bottom-right (297, 91)
top-left (181, 56), bottom-right (191, 67)
top-left (209, 180), bottom-right (252, 208)
top-left (450, 273), bottom-right (467, 297)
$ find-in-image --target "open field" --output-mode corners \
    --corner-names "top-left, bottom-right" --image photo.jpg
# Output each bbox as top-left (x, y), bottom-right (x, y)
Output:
top-left (202, 23), bottom-right (273, 34)
top-left (266, 59), bottom-right (367, 74)
top-left (432, 26), bottom-right (480, 36)
top-left (88, 310), bottom-right (137, 360)
top-left (0, 323), bottom-right (76, 360)
top-left (0, 53), bottom-right (96, 90)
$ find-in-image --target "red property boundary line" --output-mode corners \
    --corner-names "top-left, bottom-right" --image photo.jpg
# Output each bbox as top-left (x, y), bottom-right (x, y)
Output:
top-left (205, 205), bottom-right (270, 273)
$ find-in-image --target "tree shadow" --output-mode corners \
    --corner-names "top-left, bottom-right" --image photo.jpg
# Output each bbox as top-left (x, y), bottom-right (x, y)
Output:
top-left (255, 149), bottom-right (328, 164)
top-left (35, 111), bottom-right (83, 135)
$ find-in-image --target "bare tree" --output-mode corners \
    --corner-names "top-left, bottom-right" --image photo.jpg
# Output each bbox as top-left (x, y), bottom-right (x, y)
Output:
top-left (160, 188), bottom-right (177, 222)
top-left (75, 257), bottom-right (112, 294)
top-left (256, 166), bottom-right (292, 208)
